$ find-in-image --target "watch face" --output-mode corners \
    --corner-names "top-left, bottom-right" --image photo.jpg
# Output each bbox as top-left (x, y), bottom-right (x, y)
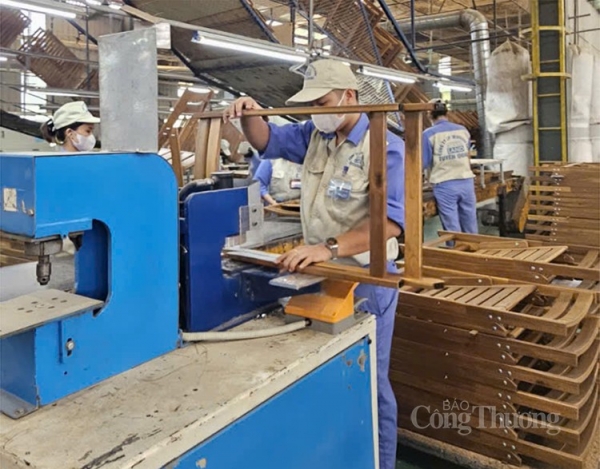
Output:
top-left (326, 237), bottom-right (337, 246)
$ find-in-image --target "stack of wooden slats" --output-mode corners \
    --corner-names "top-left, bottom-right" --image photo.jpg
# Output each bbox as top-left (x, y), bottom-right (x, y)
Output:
top-left (526, 164), bottom-right (600, 248)
top-left (393, 283), bottom-right (599, 469)
top-left (0, 9), bottom-right (30, 48)
top-left (418, 232), bottom-right (600, 293)
top-left (18, 28), bottom-right (97, 91)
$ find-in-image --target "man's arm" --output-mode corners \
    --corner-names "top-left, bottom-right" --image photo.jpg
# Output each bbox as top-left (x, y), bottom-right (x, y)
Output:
top-left (253, 160), bottom-right (276, 205)
top-left (226, 97), bottom-right (313, 164)
top-left (422, 132), bottom-right (433, 170)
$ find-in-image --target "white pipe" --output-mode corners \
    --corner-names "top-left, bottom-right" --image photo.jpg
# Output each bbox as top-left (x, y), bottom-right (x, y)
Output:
top-left (181, 319), bottom-right (309, 342)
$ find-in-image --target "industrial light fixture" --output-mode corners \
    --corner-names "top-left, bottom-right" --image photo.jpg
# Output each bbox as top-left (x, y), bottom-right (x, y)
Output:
top-left (85, 0), bottom-right (102, 5)
top-left (434, 82), bottom-right (473, 93)
top-left (107, 0), bottom-right (122, 10)
top-left (192, 31), bottom-right (307, 64)
top-left (0, 56), bottom-right (8, 62)
top-left (358, 65), bottom-right (417, 84)
top-left (189, 86), bottom-right (212, 93)
top-left (0, 0), bottom-right (77, 18)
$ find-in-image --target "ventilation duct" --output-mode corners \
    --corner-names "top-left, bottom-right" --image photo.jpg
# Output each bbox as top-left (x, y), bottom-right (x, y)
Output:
top-left (386, 9), bottom-right (492, 158)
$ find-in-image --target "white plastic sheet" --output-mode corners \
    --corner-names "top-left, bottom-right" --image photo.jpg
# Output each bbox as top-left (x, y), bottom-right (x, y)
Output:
top-left (590, 54), bottom-right (600, 162)
top-left (568, 45), bottom-right (595, 162)
top-left (492, 125), bottom-right (533, 177)
top-left (485, 40), bottom-right (532, 134)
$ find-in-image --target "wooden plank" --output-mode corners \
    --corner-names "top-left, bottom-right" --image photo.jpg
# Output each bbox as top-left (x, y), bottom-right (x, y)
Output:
top-left (193, 119), bottom-right (210, 180)
top-left (578, 250), bottom-right (599, 268)
top-left (492, 286), bottom-right (536, 309)
top-left (423, 247), bottom-right (600, 284)
top-left (368, 111), bottom-right (387, 278)
top-left (403, 110), bottom-right (423, 281)
top-left (168, 129), bottom-right (184, 187)
top-left (223, 249), bottom-right (401, 288)
top-left (205, 117), bottom-right (222, 177)
top-left (207, 103), bottom-right (403, 119)
top-left (479, 241), bottom-right (530, 249)
top-left (479, 286), bottom-right (518, 307)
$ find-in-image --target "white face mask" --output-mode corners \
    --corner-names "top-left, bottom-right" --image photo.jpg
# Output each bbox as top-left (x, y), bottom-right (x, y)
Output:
top-left (71, 132), bottom-right (96, 152)
top-left (311, 93), bottom-right (346, 133)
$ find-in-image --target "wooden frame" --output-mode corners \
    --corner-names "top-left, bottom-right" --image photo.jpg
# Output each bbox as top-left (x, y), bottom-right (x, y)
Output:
top-left (198, 103), bottom-right (441, 289)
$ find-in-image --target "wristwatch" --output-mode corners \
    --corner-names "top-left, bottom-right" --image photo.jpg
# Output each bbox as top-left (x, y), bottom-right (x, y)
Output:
top-left (325, 237), bottom-right (339, 260)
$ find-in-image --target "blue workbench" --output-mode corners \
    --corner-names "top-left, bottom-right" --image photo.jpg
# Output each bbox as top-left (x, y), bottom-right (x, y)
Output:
top-left (0, 315), bottom-right (378, 469)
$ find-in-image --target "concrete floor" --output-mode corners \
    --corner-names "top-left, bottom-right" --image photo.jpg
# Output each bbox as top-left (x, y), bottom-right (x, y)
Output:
top-left (397, 443), bottom-right (464, 468)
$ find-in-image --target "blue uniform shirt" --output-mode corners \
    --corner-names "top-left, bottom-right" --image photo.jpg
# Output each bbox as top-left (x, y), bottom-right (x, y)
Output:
top-left (252, 159), bottom-right (272, 197)
top-left (261, 114), bottom-right (405, 230)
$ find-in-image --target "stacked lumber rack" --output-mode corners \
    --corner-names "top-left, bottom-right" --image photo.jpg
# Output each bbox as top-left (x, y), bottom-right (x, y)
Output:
top-left (393, 281), bottom-right (600, 469)
top-left (18, 28), bottom-right (98, 91)
top-left (0, 8), bottom-right (30, 48)
top-left (0, 236), bottom-right (37, 267)
top-left (526, 164), bottom-right (600, 248)
top-left (415, 232), bottom-right (600, 294)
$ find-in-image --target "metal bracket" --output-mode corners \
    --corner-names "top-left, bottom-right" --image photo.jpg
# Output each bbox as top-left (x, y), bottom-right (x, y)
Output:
top-left (0, 389), bottom-right (38, 419)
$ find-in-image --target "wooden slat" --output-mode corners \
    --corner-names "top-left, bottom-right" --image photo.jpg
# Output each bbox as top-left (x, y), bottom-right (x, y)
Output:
top-left (169, 129), bottom-right (184, 187)
top-left (403, 110), bottom-right (423, 281)
top-left (368, 111), bottom-right (387, 278)
top-left (193, 119), bottom-right (210, 180)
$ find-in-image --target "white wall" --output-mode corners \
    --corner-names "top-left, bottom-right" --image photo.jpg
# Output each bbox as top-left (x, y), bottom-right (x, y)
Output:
top-left (0, 128), bottom-right (52, 153)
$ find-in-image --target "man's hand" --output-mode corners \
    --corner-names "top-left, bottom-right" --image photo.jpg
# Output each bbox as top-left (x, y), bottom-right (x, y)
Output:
top-left (224, 97), bottom-right (262, 122)
top-left (277, 245), bottom-right (332, 273)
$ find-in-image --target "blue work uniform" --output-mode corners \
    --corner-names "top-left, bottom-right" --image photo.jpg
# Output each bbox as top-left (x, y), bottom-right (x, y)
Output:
top-left (262, 114), bottom-right (404, 469)
top-left (422, 119), bottom-right (478, 233)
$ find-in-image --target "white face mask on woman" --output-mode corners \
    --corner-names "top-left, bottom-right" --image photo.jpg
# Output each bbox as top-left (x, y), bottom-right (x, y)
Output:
top-left (71, 132), bottom-right (96, 152)
top-left (311, 93), bottom-right (347, 133)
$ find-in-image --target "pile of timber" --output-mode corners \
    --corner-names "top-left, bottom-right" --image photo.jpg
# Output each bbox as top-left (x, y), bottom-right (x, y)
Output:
top-left (526, 164), bottom-right (600, 248)
top-left (419, 232), bottom-right (600, 294)
top-left (393, 282), bottom-right (600, 469)
top-left (0, 237), bottom-right (37, 267)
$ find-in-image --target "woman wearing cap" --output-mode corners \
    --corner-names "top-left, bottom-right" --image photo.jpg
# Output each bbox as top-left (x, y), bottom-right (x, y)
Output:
top-left (225, 59), bottom-right (405, 469)
top-left (40, 101), bottom-right (100, 152)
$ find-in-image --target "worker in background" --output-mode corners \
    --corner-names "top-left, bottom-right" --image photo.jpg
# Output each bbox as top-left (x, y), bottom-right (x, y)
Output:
top-left (40, 101), bottom-right (100, 152)
top-left (225, 59), bottom-right (404, 469)
top-left (422, 99), bottom-right (478, 233)
top-left (253, 158), bottom-right (302, 205)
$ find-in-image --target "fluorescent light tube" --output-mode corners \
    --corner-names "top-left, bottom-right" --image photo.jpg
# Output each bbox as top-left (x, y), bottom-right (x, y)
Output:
top-left (359, 66), bottom-right (416, 84)
top-left (0, 0), bottom-right (77, 18)
top-left (0, 57), bottom-right (7, 62)
top-left (193, 34), bottom-right (307, 64)
top-left (434, 82), bottom-right (472, 92)
top-left (189, 87), bottom-right (212, 93)
top-left (86, 0), bottom-right (102, 4)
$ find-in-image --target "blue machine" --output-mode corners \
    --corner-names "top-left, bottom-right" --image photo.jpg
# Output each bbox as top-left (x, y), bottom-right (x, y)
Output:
top-left (180, 186), bottom-right (310, 332)
top-left (0, 152), bottom-right (180, 417)
top-left (168, 338), bottom-right (375, 469)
